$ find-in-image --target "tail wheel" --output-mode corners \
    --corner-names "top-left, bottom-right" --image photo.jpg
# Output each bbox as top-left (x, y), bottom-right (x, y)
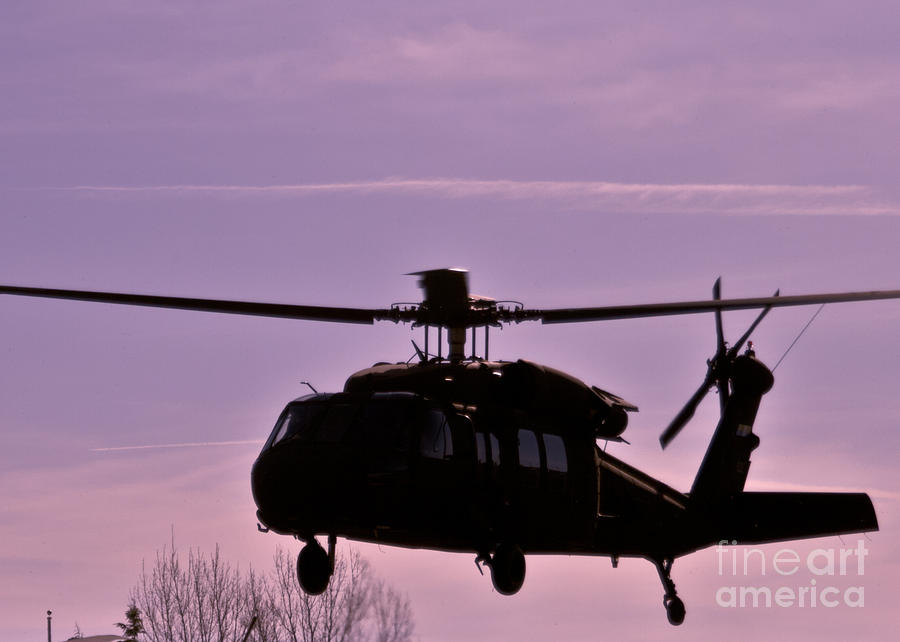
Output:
top-left (490, 543), bottom-right (526, 596)
top-left (665, 596), bottom-right (686, 625)
top-left (653, 558), bottom-right (686, 626)
top-left (297, 541), bottom-right (331, 595)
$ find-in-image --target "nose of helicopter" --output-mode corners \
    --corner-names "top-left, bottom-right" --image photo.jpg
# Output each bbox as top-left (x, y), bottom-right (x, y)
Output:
top-left (251, 439), bottom-right (360, 534)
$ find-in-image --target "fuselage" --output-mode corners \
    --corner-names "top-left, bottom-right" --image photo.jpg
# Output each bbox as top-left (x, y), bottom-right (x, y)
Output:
top-left (251, 359), bottom-right (636, 554)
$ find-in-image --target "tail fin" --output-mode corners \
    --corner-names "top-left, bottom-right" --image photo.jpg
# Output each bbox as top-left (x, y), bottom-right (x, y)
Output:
top-left (688, 353), bottom-right (879, 545)
top-left (690, 353), bottom-right (773, 505)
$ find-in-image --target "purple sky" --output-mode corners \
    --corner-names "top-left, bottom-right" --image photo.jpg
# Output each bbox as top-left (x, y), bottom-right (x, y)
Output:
top-left (2, 1), bottom-right (900, 639)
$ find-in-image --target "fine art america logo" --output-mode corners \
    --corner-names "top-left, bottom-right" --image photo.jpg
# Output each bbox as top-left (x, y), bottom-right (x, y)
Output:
top-left (715, 540), bottom-right (868, 609)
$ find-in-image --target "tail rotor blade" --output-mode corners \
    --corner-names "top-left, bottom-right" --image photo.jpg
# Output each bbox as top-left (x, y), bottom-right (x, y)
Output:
top-left (729, 289), bottom-right (779, 358)
top-left (660, 380), bottom-right (713, 449)
top-left (713, 277), bottom-right (725, 357)
top-left (712, 278), bottom-right (729, 414)
top-left (660, 281), bottom-right (780, 450)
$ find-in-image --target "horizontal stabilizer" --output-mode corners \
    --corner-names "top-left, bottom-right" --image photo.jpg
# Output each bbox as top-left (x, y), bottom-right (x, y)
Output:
top-left (722, 492), bottom-right (877, 544)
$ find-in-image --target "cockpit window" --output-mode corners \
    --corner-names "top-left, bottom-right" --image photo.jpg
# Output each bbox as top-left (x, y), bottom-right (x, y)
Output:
top-left (356, 398), bottom-right (412, 471)
top-left (268, 412), bottom-right (291, 448)
top-left (318, 403), bottom-right (358, 443)
top-left (420, 409), bottom-right (453, 459)
top-left (361, 400), bottom-right (411, 447)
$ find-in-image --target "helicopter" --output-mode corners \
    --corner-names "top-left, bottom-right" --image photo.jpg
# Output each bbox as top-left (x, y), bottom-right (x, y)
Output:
top-left (3, 267), bottom-right (899, 626)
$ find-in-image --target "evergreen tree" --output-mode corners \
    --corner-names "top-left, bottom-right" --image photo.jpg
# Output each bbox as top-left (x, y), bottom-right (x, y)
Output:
top-left (115, 602), bottom-right (144, 641)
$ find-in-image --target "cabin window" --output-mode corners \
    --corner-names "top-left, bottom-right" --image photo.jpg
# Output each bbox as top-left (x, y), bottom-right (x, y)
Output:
top-left (476, 432), bottom-right (487, 464)
top-left (421, 409), bottom-right (453, 459)
top-left (489, 434), bottom-right (501, 466)
top-left (518, 429), bottom-right (541, 468)
top-left (476, 431), bottom-right (499, 466)
top-left (543, 433), bottom-right (568, 472)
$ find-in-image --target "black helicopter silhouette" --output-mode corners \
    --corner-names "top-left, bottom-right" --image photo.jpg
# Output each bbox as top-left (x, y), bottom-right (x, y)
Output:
top-left (2, 268), bottom-right (898, 625)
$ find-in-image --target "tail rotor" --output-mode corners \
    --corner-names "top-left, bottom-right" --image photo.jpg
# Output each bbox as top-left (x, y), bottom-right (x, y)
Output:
top-left (659, 279), bottom-right (778, 449)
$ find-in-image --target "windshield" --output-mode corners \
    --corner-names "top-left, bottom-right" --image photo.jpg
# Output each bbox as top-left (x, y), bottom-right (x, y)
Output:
top-left (264, 403), bottom-right (328, 450)
top-left (263, 393), bottom-right (424, 453)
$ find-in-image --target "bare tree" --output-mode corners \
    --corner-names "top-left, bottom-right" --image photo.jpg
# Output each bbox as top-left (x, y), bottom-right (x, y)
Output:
top-left (243, 565), bottom-right (280, 642)
top-left (129, 539), bottom-right (414, 642)
top-left (370, 580), bottom-right (415, 642)
top-left (266, 546), bottom-right (374, 642)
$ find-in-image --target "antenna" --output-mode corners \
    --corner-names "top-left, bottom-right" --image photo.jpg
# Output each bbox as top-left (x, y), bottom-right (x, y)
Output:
top-left (772, 304), bottom-right (826, 372)
top-left (411, 340), bottom-right (426, 363)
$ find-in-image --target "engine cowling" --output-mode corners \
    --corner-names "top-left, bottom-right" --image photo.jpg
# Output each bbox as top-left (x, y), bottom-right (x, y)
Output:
top-left (499, 360), bottom-right (637, 439)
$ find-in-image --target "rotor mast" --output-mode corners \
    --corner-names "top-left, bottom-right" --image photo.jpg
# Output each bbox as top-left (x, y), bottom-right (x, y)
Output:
top-left (407, 268), bottom-right (497, 362)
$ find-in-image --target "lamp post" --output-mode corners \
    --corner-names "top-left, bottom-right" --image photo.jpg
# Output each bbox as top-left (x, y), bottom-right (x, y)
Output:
top-left (47, 610), bottom-right (52, 642)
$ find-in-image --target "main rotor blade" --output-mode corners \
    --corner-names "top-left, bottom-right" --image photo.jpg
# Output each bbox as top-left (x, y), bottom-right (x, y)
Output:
top-left (0, 284), bottom-right (393, 324)
top-left (660, 379), bottom-right (713, 449)
top-left (530, 288), bottom-right (900, 324)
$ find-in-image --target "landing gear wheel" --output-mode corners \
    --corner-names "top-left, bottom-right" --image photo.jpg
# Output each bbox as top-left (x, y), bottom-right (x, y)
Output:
top-left (297, 541), bottom-right (331, 595)
top-left (490, 543), bottom-right (526, 596)
top-left (653, 557), bottom-right (686, 626)
top-left (665, 596), bottom-right (686, 626)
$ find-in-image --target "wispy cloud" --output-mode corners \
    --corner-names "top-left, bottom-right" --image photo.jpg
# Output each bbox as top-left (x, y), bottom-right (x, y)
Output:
top-left (747, 478), bottom-right (900, 502)
top-left (51, 178), bottom-right (899, 216)
top-left (92, 439), bottom-right (264, 452)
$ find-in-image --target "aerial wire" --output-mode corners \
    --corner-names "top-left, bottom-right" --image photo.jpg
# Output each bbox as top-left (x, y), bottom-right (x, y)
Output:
top-left (92, 440), bottom-right (263, 452)
top-left (772, 304), bottom-right (826, 372)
